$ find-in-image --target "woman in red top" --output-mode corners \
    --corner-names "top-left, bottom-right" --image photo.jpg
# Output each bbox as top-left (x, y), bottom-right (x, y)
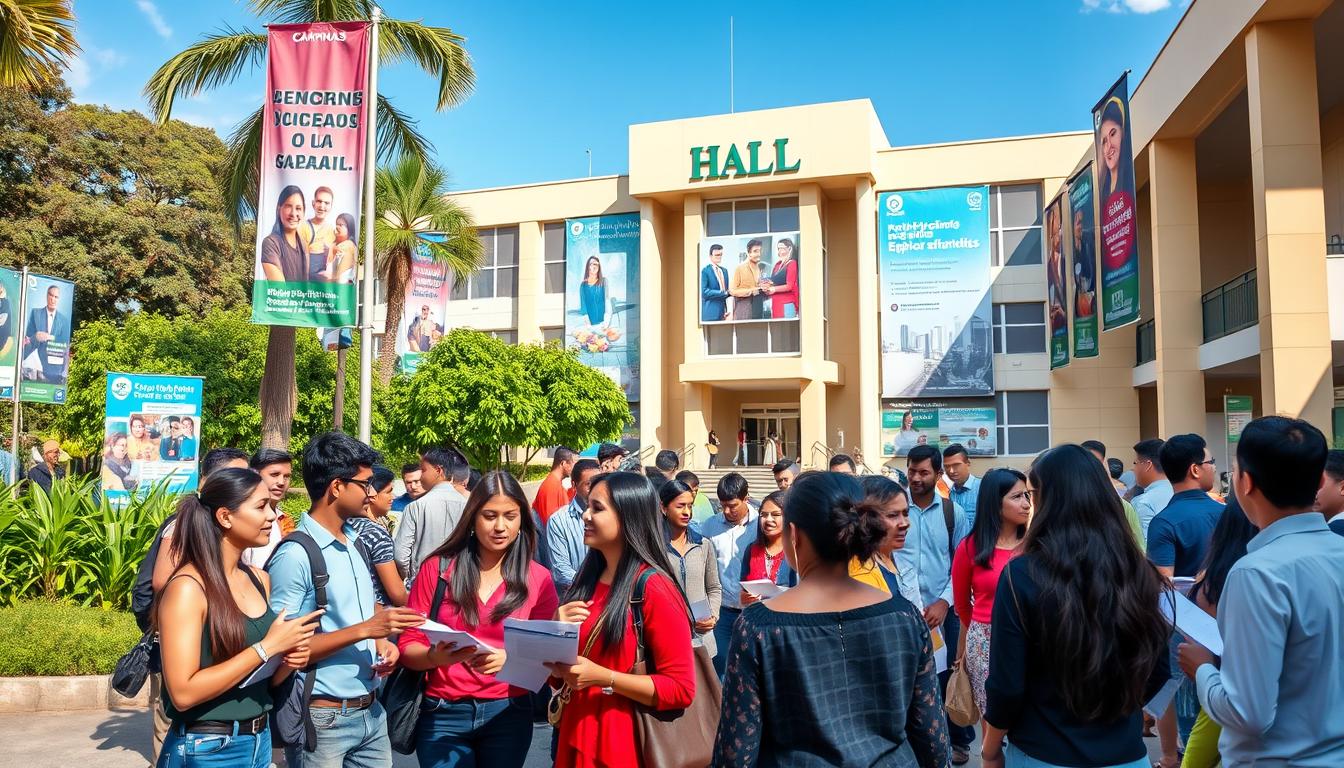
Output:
top-left (765, 238), bottom-right (799, 319)
top-left (398, 470), bottom-right (559, 768)
top-left (544, 472), bottom-right (696, 768)
top-left (739, 491), bottom-right (797, 606)
top-left (951, 467), bottom-right (1030, 722)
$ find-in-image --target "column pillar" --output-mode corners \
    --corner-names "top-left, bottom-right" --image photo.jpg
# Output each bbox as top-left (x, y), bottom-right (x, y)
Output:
top-left (1148, 139), bottom-right (1206, 436)
top-left (800, 377), bottom-right (827, 463)
top-left (681, 382), bottom-right (710, 470)
top-left (1246, 21), bottom-right (1333, 428)
top-left (639, 199), bottom-right (664, 452)
top-left (855, 178), bottom-right (881, 466)
top-left (798, 184), bottom-right (825, 360)
top-left (515, 221), bottom-right (543, 344)
top-left (683, 195), bottom-right (703, 365)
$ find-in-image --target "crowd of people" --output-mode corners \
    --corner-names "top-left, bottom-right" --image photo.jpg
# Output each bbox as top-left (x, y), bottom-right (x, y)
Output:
top-left (136, 414), bottom-right (1344, 767)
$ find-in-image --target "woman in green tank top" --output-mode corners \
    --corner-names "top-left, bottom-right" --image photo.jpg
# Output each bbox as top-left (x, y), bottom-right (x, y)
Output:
top-left (156, 468), bottom-right (323, 768)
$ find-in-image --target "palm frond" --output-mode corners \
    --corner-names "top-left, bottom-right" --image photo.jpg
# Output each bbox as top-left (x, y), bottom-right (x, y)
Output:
top-left (248, 0), bottom-right (372, 24)
top-left (373, 154), bottom-right (483, 280)
top-left (376, 94), bottom-right (432, 163)
top-left (143, 27), bottom-right (265, 123)
top-left (379, 19), bottom-right (475, 111)
top-left (220, 106), bottom-right (265, 230)
top-left (0, 0), bottom-right (79, 89)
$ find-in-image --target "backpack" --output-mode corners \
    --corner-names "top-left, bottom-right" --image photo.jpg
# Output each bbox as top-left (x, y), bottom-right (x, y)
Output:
top-left (942, 497), bottom-right (956, 562)
top-left (132, 513), bottom-right (178, 632)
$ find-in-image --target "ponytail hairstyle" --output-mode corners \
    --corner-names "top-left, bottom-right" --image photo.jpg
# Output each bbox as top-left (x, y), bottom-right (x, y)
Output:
top-left (429, 470), bottom-right (537, 626)
top-left (784, 472), bottom-right (887, 564)
top-left (160, 467), bottom-right (265, 661)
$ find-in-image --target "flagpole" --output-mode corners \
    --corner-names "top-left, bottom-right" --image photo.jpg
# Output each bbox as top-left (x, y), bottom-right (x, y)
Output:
top-left (358, 7), bottom-right (381, 443)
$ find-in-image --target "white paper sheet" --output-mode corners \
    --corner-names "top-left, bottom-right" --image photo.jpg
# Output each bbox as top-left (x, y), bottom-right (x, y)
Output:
top-left (496, 618), bottom-right (580, 692)
top-left (932, 626), bottom-right (948, 674)
top-left (1159, 589), bottom-right (1223, 657)
top-left (239, 654), bottom-right (282, 688)
top-left (689, 598), bottom-right (713, 622)
top-left (741, 579), bottom-right (787, 599)
top-left (418, 619), bottom-right (494, 652)
top-left (1171, 576), bottom-right (1197, 596)
top-left (1143, 676), bottom-right (1182, 718)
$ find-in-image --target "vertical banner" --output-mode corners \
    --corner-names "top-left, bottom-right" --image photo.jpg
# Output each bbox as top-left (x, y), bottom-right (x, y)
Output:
top-left (1068, 164), bottom-right (1100, 358)
top-left (1046, 194), bottom-right (1070, 369)
top-left (19, 273), bottom-right (74, 404)
top-left (103, 373), bottom-right (204, 506)
top-left (878, 186), bottom-right (994, 398)
top-left (251, 22), bottom-right (371, 328)
top-left (565, 214), bottom-right (641, 401)
top-left (394, 234), bottom-right (454, 374)
top-left (1093, 73), bottom-right (1141, 329)
top-left (0, 267), bottom-right (21, 400)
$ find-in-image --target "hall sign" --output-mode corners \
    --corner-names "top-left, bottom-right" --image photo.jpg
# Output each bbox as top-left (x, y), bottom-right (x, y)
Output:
top-left (689, 138), bottom-right (801, 181)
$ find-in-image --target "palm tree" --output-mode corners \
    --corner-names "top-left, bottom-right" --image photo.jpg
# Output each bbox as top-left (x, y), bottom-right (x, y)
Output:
top-left (374, 154), bottom-right (482, 382)
top-left (0, 0), bottom-right (79, 89)
top-left (143, 0), bottom-right (474, 449)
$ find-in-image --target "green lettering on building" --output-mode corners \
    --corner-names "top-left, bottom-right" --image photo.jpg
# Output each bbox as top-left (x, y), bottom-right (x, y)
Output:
top-left (689, 137), bottom-right (800, 181)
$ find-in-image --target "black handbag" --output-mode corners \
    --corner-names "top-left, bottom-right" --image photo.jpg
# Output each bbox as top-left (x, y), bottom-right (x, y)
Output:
top-left (381, 556), bottom-right (451, 755)
top-left (111, 628), bottom-right (157, 698)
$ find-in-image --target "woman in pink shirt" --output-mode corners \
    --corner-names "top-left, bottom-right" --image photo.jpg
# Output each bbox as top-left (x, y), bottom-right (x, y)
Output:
top-left (952, 467), bottom-right (1031, 719)
top-left (398, 470), bottom-right (559, 768)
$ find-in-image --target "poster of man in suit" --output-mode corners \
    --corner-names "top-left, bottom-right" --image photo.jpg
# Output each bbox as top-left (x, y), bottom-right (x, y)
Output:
top-left (19, 275), bottom-right (74, 404)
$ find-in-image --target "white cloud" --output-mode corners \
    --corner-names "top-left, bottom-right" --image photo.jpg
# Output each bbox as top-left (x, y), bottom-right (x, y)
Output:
top-left (135, 0), bottom-right (173, 38)
top-left (63, 44), bottom-right (126, 99)
top-left (65, 57), bottom-right (91, 92)
top-left (1082, 0), bottom-right (1172, 12)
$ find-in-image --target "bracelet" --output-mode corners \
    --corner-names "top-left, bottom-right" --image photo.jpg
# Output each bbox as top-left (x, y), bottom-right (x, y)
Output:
top-left (252, 642), bottom-right (269, 663)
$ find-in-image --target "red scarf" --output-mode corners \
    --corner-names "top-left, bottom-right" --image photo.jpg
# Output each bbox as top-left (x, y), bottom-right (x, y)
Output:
top-left (746, 541), bottom-right (784, 583)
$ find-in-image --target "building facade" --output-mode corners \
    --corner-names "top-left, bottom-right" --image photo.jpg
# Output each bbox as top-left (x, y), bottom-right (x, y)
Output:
top-left (375, 0), bottom-right (1344, 471)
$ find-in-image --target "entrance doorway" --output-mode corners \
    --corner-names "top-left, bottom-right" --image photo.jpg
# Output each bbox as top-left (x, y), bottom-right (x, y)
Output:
top-left (739, 405), bottom-right (800, 466)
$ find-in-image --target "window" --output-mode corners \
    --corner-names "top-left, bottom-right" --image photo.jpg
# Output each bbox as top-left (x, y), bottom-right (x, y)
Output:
top-left (452, 226), bottom-right (519, 300)
top-left (704, 195), bottom-right (799, 236)
top-left (490, 329), bottom-right (518, 345)
top-left (542, 327), bottom-right (564, 345)
top-left (992, 303), bottom-right (1046, 354)
top-left (997, 390), bottom-right (1050, 455)
top-left (705, 322), bottom-right (800, 356)
top-left (703, 195), bottom-right (804, 358)
top-left (543, 223), bottom-right (565, 294)
top-left (990, 184), bottom-right (1042, 267)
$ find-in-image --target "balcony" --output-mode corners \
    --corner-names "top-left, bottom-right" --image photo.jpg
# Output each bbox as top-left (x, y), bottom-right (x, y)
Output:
top-left (1202, 270), bottom-right (1257, 343)
top-left (1136, 319), bottom-right (1156, 366)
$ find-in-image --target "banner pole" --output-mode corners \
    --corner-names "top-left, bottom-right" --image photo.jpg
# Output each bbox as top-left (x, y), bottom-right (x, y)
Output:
top-left (9, 267), bottom-right (26, 486)
top-left (357, 7), bottom-right (382, 443)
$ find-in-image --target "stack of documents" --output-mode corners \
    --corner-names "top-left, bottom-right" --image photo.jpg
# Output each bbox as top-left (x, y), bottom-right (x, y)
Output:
top-left (417, 619), bottom-right (494, 652)
top-left (741, 579), bottom-right (788, 599)
top-left (496, 618), bottom-right (580, 692)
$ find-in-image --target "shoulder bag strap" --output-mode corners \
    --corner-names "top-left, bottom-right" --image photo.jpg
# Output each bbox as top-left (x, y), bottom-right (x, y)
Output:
top-left (942, 496), bottom-right (956, 561)
top-left (428, 556), bottom-right (451, 620)
top-left (629, 568), bottom-right (657, 672)
top-left (1005, 565), bottom-right (1026, 636)
top-left (267, 531), bottom-right (326, 753)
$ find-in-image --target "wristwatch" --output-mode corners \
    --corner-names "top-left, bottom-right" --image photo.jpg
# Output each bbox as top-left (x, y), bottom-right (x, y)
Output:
top-left (600, 670), bottom-right (616, 696)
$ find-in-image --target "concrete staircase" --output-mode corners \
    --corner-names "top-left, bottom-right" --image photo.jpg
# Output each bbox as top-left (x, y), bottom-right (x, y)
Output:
top-left (684, 465), bottom-right (779, 497)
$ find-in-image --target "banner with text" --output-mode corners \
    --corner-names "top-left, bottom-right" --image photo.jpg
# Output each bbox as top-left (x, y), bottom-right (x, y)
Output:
top-left (0, 268), bottom-right (21, 400)
top-left (103, 373), bottom-right (204, 506)
top-left (251, 21), bottom-right (370, 328)
top-left (881, 401), bottom-right (997, 457)
top-left (565, 214), bottom-right (641, 401)
top-left (19, 273), bottom-right (74, 404)
top-left (1068, 164), bottom-right (1100, 358)
top-left (1046, 193), bottom-right (1070, 369)
top-left (1093, 73), bottom-right (1141, 329)
top-left (878, 186), bottom-right (994, 398)
top-left (395, 233), bottom-right (454, 374)
top-left (697, 232), bottom-right (802, 324)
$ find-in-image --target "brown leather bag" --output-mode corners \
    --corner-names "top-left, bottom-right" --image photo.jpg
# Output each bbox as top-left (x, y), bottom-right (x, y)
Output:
top-left (628, 569), bottom-right (721, 768)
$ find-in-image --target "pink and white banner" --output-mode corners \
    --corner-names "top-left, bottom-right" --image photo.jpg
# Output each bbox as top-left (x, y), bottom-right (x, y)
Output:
top-left (252, 21), bottom-right (371, 328)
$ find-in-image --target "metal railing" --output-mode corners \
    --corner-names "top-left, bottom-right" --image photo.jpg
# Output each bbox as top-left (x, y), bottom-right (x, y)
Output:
top-left (675, 442), bottom-right (697, 469)
top-left (808, 441), bottom-right (877, 474)
top-left (1202, 269), bottom-right (1257, 343)
top-left (1136, 319), bottom-right (1156, 366)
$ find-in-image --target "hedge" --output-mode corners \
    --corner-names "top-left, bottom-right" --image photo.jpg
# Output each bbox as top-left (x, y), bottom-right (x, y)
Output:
top-left (0, 601), bottom-right (140, 676)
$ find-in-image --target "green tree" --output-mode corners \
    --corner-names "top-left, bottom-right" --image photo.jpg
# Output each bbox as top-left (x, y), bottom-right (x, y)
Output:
top-left (0, 0), bottom-right (78, 89)
top-left (383, 329), bottom-right (629, 469)
top-left (143, 0), bottom-right (475, 449)
top-left (374, 154), bottom-right (482, 382)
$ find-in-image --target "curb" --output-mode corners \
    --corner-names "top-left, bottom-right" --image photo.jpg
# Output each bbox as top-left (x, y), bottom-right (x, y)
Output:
top-left (0, 674), bottom-right (148, 713)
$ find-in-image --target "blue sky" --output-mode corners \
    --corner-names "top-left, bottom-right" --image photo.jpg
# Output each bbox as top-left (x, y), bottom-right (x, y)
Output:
top-left (69, 0), bottom-right (1187, 191)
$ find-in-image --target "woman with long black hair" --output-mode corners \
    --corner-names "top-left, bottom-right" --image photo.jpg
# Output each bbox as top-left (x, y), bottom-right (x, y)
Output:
top-left (397, 470), bottom-right (559, 768)
top-left (258, 185), bottom-right (308, 282)
top-left (545, 472), bottom-right (696, 768)
top-left (155, 468), bottom-right (321, 768)
top-left (981, 445), bottom-right (1170, 768)
top-left (659, 479), bottom-right (721, 657)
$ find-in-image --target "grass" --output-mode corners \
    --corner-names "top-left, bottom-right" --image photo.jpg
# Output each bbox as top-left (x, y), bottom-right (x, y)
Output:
top-left (0, 601), bottom-right (142, 676)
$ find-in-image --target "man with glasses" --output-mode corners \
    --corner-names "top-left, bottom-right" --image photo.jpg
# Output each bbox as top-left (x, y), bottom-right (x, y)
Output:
top-left (1131, 438), bottom-right (1172, 540)
top-left (393, 446), bottom-right (469, 581)
top-left (158, 416), bottom-right (184, 461)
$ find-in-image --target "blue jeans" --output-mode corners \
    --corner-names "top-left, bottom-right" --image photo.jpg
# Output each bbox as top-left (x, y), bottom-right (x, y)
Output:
top-left (157, 723), bottom-right (271, 768)
top-left (713, 606), bottom-right (742, 679)
top-left (285, 700), bottom-right (392, 768)
top-left (939, 610), bottom-right (975, 749)
top-left (415, 695), bottom-right (532, 768)
top-left (1006, 743), bottom-right (1147, 768)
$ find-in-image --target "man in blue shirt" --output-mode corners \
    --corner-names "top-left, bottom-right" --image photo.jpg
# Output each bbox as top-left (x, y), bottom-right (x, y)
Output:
top-left (701, 472), bottom-right (758, 679)
top-left (1179, 416), bottom-right (1344, 766)
top-left (546, 458), bottom-right (600, 595)
top-left (390, 463), bottom-right (423, 513)
top-left (1313, 449), bottom-right (1344, 536)
top-left (267, 432), bottom-right (425, 768)
top-left (942, 444), bottom-right (980, 527)
top-left (1131, 438), bottom-right (1172, 540)
top-left (1147, 434), bottom-right (1223, 579)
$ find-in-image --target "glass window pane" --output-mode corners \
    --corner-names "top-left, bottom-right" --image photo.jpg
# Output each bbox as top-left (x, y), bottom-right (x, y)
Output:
top-left (769, 197), bottom-right (799, 232)
top-left (544, 223), bottom-right (565, 262)
top-left (542, 327), bottom-right (563, 344)
top-left (990, 188), bottom-right (1001, 229)
top-left (374, 276), bottom-right (386, 306)
top-left (706, 325), bottom-right (734, 355)
top-left (735, 323), bottom-right (769, 354)
top-left (993, 332), bottom-right (1003, 355)
top-left (734, 199), bottom-right (767, 234)
top-left (991, 233), bottom-right (1001, 266)
top-left (998, 184), bottom-right (1042, 228)
top-left (470, 269), bottom-right (494, 299)
top-left (450, 279), bottom-right (468, 301)
top-left (545, 262), bottom-right (565, 294)
top-left (706, 203), bottom-right (734, 237)
top-left (1004, 228), bottom-right (1042, 267)
top-left (497, 266), bottom-right (518, 298)
top-left (480, 228), bottom-right (496, 268)
top-left (1006, 391), bottom-right (1049, 425)
top-left (495, 227), bottom-right (518, 266)
top-left (493, 330), bottom-right (517, 344)
top-left (1005, 326), bottom-right (1045, 354)
top-left (997, 426), bottom-right (1006, 453)
top-left (1008, 426), bottom-right (1050, 455)
top-left (771, 320), bottom-right (800, 353)
top-left (1004, 302), bottom-right (1044, 325)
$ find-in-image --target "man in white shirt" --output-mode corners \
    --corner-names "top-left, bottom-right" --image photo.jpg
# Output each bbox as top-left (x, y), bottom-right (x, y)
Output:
top-left (393, 446), bottom-right (468, 581)
top-left (699, 472), bottom-right (758, 680)
top-left (241, 448), bottom-right (293, 567)
top-left (1131, 438), bottom-right (1172, 540)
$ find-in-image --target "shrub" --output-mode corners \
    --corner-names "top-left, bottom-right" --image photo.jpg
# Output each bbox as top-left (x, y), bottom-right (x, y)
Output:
top-left (0, 601), bottom-right (141, 676)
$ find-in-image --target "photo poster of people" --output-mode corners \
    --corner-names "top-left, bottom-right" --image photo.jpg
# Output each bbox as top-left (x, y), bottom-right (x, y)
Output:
top-left (1068, 163), bottom-right (1100, 358)
top-left (564, 213), bottom-right (641, 402)
top-left (1045, 193), bottom-right (1070, 370)
top-left (18, 273), bottom-right (75, 404)
top-left (316, 327), bottom-right (353, 351)
top-left (251, 22), bottom-right (371, 329)
top-left (103, 373), bottom-right (204, 507)
top-left (697, 232), bottom-right (802, 324)
top-left (877, 186), bottom-right (994, 398)
top-left (880, 402), bottom-right (997, 457)
top-left (0, 267), bottom-right (21, 400)
top-left (1093, 72), bottom-right (1141, 330)
top-left (395, 234), bottom-right (453, 374)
